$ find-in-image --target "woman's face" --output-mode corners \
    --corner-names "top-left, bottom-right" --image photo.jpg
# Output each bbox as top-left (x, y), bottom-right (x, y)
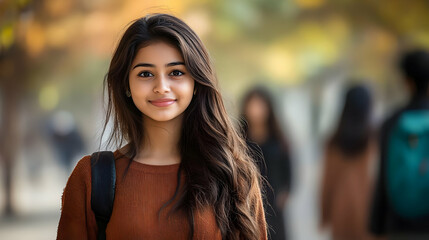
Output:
top-left (245, 95), bottom-right (269, 126)
top-left (128, 41), bottom-right (195, 122)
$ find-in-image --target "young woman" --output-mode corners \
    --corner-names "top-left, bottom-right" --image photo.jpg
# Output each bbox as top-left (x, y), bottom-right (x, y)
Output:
top-left (57, 14), bottom-right (267, 240)
top-left (320, 84), bottom-right (376, 240)
top-left (240, 87), bottom-right (292, 240)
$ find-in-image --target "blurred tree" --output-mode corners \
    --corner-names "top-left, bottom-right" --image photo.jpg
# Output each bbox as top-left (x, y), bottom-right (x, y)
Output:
top-left (0, 0), bottom-right (34, 216)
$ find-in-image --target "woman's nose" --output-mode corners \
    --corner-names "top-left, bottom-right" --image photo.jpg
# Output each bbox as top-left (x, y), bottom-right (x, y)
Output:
top-left (153, 74), bottom-right (170, 94)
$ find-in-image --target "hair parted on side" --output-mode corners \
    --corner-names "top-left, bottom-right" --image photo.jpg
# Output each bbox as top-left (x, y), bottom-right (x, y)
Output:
top-left (101, 13), bottom-right (264, 240)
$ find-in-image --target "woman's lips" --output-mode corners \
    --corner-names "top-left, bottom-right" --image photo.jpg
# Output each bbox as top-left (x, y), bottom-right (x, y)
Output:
top-left (149, 98), bottom-right (176, 107)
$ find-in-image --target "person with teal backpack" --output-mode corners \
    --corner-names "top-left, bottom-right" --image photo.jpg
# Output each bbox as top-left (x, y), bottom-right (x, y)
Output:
top-left (370, 49), bottom-right (429, 240)
top-left (386, 110), bottom-right (429, 218)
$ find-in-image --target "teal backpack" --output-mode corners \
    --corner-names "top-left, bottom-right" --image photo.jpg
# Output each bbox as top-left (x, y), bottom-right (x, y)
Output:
top-left (387, 110), bottom-right (429, 219)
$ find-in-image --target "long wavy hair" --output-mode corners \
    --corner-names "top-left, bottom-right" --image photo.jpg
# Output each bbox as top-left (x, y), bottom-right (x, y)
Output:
top-left (101, 14), bottom-right (263, 239)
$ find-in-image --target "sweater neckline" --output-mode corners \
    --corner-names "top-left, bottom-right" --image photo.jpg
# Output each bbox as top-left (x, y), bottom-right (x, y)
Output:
top-left (129, 159), bottom-right (180, 173)
top-left (114, 150), bottom-right (181, 173)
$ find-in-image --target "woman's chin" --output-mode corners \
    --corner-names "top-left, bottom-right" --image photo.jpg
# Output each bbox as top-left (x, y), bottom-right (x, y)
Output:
top-left (144, 113), bottom-right (184, 123)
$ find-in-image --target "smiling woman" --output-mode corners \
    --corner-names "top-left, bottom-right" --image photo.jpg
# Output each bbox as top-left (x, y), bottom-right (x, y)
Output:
top-left (56, 13), bottom-right (267, 240)
top-left (128, 41), bottom-right (195, 123)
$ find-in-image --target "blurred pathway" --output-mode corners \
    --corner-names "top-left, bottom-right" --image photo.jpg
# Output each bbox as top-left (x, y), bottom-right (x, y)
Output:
top-left (0, 212), bottom-right (59, 240)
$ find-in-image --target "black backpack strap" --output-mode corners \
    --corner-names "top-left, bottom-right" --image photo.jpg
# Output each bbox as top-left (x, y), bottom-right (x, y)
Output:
top-left (90, 151), bottom-right (116, 240)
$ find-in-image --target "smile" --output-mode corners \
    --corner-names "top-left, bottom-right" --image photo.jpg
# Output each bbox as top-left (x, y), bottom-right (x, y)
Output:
top-left (149, 99), bottom-right (176, 107)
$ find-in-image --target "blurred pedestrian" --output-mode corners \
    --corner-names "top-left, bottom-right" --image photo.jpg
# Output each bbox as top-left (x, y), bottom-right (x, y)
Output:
top-left (369, 49), bottom-right (429, 240)
top-left (56, 14), bottom-right (267, 240)
top-left (320, 84), bottom-right (376, 240)
top-left (47, 110), bottom-right (86, 172)
top-left (241, 86), bottom-right (292, 240)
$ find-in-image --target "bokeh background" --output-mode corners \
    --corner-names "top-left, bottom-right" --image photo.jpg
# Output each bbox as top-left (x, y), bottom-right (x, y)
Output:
top-left (1, 0), bottom-right (429, 239)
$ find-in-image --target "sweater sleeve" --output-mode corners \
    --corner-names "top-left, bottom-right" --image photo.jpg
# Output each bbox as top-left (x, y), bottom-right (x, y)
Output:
top-left (57, 155), bottom-right (98, 240)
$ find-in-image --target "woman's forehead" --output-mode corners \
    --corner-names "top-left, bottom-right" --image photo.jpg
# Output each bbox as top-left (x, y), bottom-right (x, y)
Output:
top-left (132, 41), bottom-right (184, 65)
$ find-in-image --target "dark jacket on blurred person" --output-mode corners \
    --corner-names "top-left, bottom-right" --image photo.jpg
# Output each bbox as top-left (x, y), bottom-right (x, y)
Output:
top-left (257, 137), bottom-right (291, 239)
top-left (320, 85), bottom-right (376, 240)
top-left (369, 96), bottom-right (429, 236)
top-left (246, 137), bottom-right (291, 240)
top-left (369, 49), bottom-right (429, 239)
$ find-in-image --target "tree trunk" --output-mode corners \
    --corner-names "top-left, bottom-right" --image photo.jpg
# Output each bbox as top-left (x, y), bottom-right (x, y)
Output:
top-left (0, 56), bottom-right (20, 216)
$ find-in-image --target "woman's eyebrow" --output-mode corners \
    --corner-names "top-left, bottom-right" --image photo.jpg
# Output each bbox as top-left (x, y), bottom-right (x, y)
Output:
top-left (132, 61), bottom-right (185, 69)
top-left (132, 63), bottom-right (154, 69)
top-left (166, 61), bottom-right (185, 67)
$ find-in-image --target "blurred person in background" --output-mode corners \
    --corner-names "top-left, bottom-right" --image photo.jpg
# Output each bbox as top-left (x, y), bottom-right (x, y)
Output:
top-left (46, 110), bottom-right (86, 173)
top-left (241, 86), bottom-right (292, 240)
top-left (370, 49), bottom-right (429, 240)
top-left (320, 84), bottom-right (376, 240)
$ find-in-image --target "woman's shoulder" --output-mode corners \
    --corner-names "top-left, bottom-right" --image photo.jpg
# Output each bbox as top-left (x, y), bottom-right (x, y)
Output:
top-left (69, 155), bottom-right (93, 180)
top-left (70, 150), bottom-right (129, 177)
top-left (113, 149), bottom-right (130, 162)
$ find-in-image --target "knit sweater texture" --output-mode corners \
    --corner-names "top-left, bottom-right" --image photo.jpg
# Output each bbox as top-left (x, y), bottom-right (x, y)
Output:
top-left (57, 151), bottom-right (267, 240)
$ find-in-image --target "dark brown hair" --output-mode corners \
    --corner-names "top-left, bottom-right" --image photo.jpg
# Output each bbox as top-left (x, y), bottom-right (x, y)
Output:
top-left (240, 86), bottom-right (289, 152)
top-left (400, 49), bottom-right (429, 96)
top-left (102, 13), bottom-right (263, 239)
top-left (331, 84), bottom-right (373, 157)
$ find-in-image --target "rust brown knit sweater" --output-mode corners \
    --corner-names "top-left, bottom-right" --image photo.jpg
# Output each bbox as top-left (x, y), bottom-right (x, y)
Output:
top-left (56, 151), bottom-right (267, 240)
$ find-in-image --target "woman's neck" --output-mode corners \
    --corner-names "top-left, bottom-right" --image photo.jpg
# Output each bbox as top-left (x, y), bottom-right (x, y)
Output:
top-left (134, 115), bottom-right (183, 165)
top-left (248, 122), bottom-right (269, 145)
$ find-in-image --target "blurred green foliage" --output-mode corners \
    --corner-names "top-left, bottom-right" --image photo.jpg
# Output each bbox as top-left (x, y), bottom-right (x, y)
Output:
top-left (1, 0), bottom-right (429, 114)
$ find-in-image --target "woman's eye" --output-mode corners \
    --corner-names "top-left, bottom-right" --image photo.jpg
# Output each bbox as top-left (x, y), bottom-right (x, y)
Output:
top-left (138, 71), bottom-right (154, 78)
top-left (170, 70), bottom-right (184, 76)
